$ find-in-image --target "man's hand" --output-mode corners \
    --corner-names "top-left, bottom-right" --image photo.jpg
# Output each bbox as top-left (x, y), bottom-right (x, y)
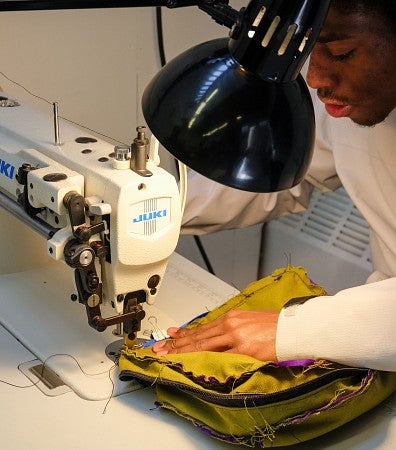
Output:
top-left (152, 310), bottom-right (279, 362)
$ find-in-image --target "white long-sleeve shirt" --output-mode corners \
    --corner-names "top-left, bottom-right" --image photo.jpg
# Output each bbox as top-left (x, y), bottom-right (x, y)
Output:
top-left (181, 95), bottom-right (396, 371)
top-left (277, 279), bottom-right (396, 371)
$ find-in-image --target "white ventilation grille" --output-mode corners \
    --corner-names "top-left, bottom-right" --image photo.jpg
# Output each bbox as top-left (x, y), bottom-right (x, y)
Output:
top-left (278, 188), bottom-right (372, 265)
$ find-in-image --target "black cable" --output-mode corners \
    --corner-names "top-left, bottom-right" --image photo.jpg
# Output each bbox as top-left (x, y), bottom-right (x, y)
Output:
top-left (193, 235), bottom-right (215, 275)
top-left (155, 6), bottom-right (178, 181)
top-left (155, 7), bottom-right (167, 68)
top-left (155, 6), bottom-right (215, 276)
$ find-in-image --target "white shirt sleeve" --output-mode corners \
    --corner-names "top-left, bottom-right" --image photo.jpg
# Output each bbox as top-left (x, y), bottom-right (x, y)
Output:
top-left (276, 277), bottom-right (396, 371)
top-left (181, 116), bottom-right (341, 235)
top-left (181, 171), bottom-right (314, 235)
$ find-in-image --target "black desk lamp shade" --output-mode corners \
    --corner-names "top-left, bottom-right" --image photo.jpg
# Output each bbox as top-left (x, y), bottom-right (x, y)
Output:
top-left (142, 37), bottom-right (315, 192)
top-left (143, 0), bottom-right (331, 192)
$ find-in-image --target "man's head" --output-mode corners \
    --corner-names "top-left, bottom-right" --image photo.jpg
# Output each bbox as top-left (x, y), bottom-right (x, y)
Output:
top-left (307, 0), bottom-right (396, 126)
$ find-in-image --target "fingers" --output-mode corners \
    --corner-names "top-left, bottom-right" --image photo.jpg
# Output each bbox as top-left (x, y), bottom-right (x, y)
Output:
top-left (167, 327), bottom-right (181, 337)
top-left (168, 317), bottom-right (226, 341)
top-left (152, 320), bottom-right (229, 356)
top-left (153, 333), bottom-right (231, 356)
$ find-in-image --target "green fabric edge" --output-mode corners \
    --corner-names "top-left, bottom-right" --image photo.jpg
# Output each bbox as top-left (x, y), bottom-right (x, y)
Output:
top-left (118, 265), bottom-right (396, 447)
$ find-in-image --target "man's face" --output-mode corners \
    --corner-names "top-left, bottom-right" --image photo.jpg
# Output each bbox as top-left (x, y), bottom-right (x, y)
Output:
top-left (306, 7), bottom-right (396, 126)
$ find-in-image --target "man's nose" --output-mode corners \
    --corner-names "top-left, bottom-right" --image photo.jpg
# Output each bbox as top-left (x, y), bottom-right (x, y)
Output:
top-left (306, 48), bottom-right (337, 90)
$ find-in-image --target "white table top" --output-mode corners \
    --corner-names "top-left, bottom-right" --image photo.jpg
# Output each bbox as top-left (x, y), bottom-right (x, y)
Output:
top-left (0, 253), bottom-right (395, 449)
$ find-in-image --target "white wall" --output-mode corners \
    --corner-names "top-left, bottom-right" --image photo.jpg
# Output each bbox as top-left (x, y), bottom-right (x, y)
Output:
top-left (0, 6), bottom-right (227, 147)
top-left (0, 3), bottom-right (263, 290)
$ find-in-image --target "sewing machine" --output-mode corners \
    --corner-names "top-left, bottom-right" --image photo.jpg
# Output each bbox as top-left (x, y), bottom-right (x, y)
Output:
top-left (0, 91), bottom-right (182, 334)
top-left (0, 92), bottom-right (192, 400)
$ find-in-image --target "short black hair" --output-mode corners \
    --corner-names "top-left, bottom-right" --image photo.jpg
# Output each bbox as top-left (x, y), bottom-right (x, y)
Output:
top-left (331, 0), bottom-right (396, 35)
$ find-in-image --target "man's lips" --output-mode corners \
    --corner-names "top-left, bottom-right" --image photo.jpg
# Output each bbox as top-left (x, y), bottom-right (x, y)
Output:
top-left (324, 103), bottom-right (352, 118)
top-left (317, 95), bottom-right (352, 118)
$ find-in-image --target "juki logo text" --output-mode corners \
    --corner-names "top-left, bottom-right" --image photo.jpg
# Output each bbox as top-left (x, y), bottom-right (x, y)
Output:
top-left (132, 209), bottom-right (168, 223)
top-left (0, 159), bottom-right (15, 180)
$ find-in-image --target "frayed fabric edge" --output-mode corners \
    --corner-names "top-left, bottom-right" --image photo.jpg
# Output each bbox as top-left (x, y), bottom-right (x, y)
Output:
top-left (157, 369), bottom-right (375, 448)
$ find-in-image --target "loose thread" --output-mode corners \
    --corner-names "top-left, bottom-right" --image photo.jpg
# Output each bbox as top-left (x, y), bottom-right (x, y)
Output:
top-left (0, 373), bottom-right (39, 389)
top-left (0, 70), bottom-right (127, 145)
top-left (0, 70), bottom-right (51, 105)
top-left (1, 353), bottom-right (117, 414)
top-left (39, 352), bottom-right (113, 377)
top-left (102, 364), bottom-right (117, 414)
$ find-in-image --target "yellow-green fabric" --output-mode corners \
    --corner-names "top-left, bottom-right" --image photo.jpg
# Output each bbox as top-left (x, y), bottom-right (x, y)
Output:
top-left (119, 266), bottom-right (396, 447)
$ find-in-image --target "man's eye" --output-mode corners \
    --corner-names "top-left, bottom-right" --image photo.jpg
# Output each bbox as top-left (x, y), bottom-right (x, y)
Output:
top-left (330, 49), bottom-right (354, 61)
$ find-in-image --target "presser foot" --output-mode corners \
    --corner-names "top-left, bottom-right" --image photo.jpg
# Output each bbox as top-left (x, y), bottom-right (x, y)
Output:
top-left (105, 335), bottom-right (146, 362)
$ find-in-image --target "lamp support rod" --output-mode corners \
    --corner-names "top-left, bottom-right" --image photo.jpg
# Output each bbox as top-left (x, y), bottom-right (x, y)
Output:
top-left (198, 2), bottom-right (239, 29)
top-left (0, 0), bottom-right (229, 12)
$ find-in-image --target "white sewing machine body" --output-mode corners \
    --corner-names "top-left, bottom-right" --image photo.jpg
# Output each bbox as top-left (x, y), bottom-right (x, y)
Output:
top-left (0, 94), bottom-right (181, 336)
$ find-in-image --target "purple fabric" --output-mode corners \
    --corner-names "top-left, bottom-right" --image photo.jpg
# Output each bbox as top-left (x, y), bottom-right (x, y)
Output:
top-left (289, 370), bottom-right (374, 425)
top-left (273, 359), bottom-right (316, 367)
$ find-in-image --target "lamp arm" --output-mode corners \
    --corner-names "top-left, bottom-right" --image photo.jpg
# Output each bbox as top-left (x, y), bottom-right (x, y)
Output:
top-left (0, 0), bottom-right (229, 12)
top-left (198, 2), bottom-right (240, 29)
